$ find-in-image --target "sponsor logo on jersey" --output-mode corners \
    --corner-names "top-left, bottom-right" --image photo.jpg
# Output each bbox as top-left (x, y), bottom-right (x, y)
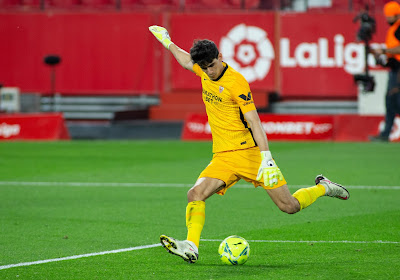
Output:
top-left (203, 89), bottom-right (222, 104)
top-left (239, 92), bottom-right (252, 101)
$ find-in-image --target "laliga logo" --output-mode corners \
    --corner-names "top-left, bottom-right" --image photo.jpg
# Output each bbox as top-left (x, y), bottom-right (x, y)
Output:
top-left (220, 24), bottom-right (383, 83)
top-left (220, 24), bottom-right (274, 83)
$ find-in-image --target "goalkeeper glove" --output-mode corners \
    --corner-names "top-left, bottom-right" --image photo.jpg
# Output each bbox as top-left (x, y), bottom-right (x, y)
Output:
top-left (256, 151), bottom-right (284, 187)
top-left (148, 25), bottom-right (173, 50)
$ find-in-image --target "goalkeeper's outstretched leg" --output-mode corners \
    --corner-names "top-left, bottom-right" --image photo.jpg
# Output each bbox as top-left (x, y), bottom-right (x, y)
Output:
top-left (267, 174), bottom-right (349, 213)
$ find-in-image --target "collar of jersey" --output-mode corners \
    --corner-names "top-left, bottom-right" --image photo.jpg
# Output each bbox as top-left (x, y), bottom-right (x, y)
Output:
top-left (210, 62), bottom-right (228, 82)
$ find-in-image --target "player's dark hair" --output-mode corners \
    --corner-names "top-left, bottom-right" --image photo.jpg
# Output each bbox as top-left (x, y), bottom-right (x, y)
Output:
top-left (190, 39), bottom-right (219, 68)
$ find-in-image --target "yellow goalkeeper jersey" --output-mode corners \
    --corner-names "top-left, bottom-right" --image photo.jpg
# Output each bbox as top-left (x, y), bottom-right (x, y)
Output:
top-left (193, 62), bottom-right (257, 153)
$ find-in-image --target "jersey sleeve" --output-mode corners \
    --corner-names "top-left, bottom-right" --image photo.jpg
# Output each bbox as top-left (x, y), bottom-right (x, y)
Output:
top-left (231, 77), bottom-right (257, 114)
top-left (193, 64), bottom-right (203, 77)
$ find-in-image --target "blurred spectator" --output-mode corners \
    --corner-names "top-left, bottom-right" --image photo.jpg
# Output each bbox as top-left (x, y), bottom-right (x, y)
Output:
top-left (370, 1), bottom-right (400, 142)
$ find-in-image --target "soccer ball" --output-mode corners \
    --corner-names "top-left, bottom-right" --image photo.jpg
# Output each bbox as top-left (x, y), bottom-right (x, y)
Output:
top-left (218, 235), bottom-right (250, 265)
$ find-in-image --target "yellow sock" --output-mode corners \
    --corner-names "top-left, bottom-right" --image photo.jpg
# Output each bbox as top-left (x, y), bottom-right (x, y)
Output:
top-left (186, 200), bottom-right (205, 248)
top-left (292, 185), bottom-right (326, 210)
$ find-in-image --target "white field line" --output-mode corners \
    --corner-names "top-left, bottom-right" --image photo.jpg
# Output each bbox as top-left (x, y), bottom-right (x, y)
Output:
top-left (202, 239), bottom-right (400, 244)
top-left (1, 239), bottom-right (399, 271)
top-left (0, 181), bottom-right (399, 190)
top-left (0, 243), bottom-right (161, 271)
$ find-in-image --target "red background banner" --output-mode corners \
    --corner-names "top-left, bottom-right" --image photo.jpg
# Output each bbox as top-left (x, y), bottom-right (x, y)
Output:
top-left (0, 12), bottom-right (388, 98)
top-left (280, 13), bottom-right (361, 98)
top-left (182, 114), bottom-right (400, 142)
top-left (0, 13), bottom-right (158, 95)
top-left (169, 13), bottom-right (276, 92)
top-left (0, 113), bottom-right (70, 140)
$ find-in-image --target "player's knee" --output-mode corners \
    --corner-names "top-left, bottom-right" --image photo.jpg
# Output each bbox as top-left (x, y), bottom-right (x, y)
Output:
top-left (187, 187), bottom-right (204, 202)
top-left (187, 188), bottom-right (196, 201)
top-left (277, 200), bottom-right (300, 214)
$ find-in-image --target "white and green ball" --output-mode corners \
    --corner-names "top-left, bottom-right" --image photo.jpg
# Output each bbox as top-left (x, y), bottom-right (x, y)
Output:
top-left (218, 235), bottom-right (250, 265)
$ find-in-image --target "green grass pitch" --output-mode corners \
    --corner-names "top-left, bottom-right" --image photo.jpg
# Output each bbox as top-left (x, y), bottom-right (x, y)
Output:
top-left (0, 140), bottom-right (399, 279)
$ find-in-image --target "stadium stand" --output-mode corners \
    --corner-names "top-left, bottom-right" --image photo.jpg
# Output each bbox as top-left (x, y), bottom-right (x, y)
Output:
top-left (0, 0), bottom-right (268, 11)
top-left (0, 0), bottom-right (386, 11)
top-left (47, 0), bottom-right (80, 9)
top-left (229, 0), bottom-right (260, 9)
top-left (0, 0), bottom-right (20, 7)
top-left (0, 0), bottom-right (389, 125)
top-left (305, 0), bottom-right (386, 13)
top-left (80, 0), bottom-right (115, 9)
top-left (45, 0), bottom-right (117, 10)
top-left (150, 91), bottom-right (269, 120)
top-left (181, 0), bottom-right (260, 10)
top-left (21, 0), bottom-right (41, 7)
top-left (0, 0), bottom-right (24, 9)
top-left (40, 95), bottom-right (159, 120)
top-left (118, 0), bottom-right (180, 10)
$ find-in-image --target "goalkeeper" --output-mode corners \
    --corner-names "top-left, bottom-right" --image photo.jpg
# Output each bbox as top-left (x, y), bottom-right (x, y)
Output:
top-left (149, 25), bottom-right (350, 263)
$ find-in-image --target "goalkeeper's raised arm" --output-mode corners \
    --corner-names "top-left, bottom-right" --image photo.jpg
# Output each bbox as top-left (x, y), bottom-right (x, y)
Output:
top-left (149, 25), bottom-right (194, 72)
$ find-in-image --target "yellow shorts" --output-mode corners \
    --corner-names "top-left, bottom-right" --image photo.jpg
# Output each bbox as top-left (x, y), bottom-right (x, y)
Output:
top-left (198, 146), bottom-right (287, 195)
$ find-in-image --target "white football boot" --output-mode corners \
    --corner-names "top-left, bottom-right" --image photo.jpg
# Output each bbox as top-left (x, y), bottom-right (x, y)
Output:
top-left (160, 235), bottom-right (199, 263)
top-left (315, 174), bottom-right (350, 200)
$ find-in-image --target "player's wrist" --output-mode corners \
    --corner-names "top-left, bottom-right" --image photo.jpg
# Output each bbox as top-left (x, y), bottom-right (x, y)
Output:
top-left (260, 151), bottom-right (272, 161)
top-left (164, 39), bottom-right (173, 50)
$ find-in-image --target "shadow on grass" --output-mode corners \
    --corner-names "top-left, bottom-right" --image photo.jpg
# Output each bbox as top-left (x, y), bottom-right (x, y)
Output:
top-left (196, 263), bottom-right (292, 269)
